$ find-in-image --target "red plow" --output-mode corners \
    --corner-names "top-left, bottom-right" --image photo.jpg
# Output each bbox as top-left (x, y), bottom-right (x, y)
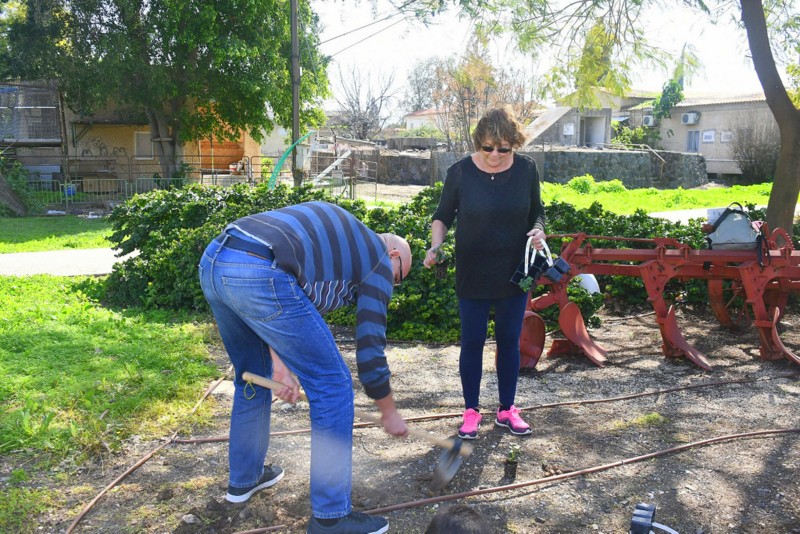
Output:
top-left (520, 229), bottom-right (800, 371)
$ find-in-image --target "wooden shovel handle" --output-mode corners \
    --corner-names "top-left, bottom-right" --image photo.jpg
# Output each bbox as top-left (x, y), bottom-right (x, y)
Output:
top-left (241, 371), bottom-right (472, 457)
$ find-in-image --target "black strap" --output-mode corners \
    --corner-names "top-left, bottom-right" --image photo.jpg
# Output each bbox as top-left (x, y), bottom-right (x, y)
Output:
top-left (215, 233), bottom-right (275, 260)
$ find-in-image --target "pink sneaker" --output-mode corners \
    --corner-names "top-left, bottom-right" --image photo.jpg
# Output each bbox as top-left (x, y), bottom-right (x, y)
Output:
top-left (458, 408), bottom-right (482, 439)
top-left (495, 406), bottom-right (531, 436)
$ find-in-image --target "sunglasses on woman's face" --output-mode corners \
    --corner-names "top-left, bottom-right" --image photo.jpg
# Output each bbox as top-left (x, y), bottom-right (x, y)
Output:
top-left (481, 145), bottom-right (512, 154)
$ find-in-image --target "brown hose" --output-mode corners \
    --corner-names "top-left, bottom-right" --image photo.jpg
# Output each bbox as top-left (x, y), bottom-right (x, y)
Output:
top-left (67, 372), bottom-right (796, 531)
top-left (65, 371), bottom-right (230, 534)
top-left (364, 428), bottom-right (800, 515)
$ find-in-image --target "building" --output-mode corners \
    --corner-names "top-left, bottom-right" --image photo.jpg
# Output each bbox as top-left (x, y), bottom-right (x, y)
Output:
top-left (638, 92), bottom-right (774, 178)
top-left (402, 108), bottom-right (440, 130)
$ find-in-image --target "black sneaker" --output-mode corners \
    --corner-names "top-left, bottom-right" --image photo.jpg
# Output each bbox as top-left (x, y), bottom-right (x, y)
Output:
top-left (225, 464), bottom-right (284, 503)
top-left (306, 511), bottom-right (389, 534)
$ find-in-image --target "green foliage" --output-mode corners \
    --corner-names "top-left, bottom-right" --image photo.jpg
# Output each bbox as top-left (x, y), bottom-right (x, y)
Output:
top-left (566, 174), bottom-right (628, 195)
top-left (99, 179), bottom-right (783, 341)
top-left (0, 486), bottom-right (54, 533)
top-left (541, 180), bottom-right (773, 216)
top-left (0, 159), bottom-right (42, 216)
top-left (612, 123), bottom-right (662, 148)
top-left (506, 442), bottom-right (521, 463)
top-left (3, 0), bottom-right (330, 162)
top-left (104, 182), bottom-right (331, 310)
top-left (398, 125), bottom-right (444, 139)
top-left (652, 79), bottom-right (684, 119)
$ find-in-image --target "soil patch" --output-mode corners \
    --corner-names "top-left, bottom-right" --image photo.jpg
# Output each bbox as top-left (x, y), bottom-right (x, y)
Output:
top-left (22, 305), bottom-right (800, 533)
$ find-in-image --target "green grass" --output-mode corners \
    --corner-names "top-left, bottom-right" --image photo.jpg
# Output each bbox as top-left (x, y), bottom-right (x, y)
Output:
top-left (0, 276), bottom-right (221, 529)
top-left (0, 215), bottom-right (112, 253)
top-left (0, 276), bottom-right (219, 459)
top-left (541, 180), bottom-right (773, 214)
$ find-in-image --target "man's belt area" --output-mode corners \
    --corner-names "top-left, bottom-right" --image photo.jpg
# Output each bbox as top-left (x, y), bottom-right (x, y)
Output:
top-left (215, 233), bottom-right (275, 261)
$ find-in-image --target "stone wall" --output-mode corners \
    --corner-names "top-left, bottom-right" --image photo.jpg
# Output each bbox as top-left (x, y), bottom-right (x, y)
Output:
top-left (424, 148), bottom-right (707, 189)
top-left (377, 151), bottom-right (434, 185)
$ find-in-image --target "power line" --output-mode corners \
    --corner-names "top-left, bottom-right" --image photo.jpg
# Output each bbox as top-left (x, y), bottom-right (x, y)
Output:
top-left (320, 11), bottom-right (404, 45)
top-left (328, 17), bottom-right (409, 58)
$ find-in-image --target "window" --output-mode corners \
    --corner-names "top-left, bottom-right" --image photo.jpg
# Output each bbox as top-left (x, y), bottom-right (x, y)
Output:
top-left (687, 130), bottom-right (700, 152)
top-left (702, 130), bottom-right (715, 143)
top-left (135, 132), bottom-right (154, 159)
top-left (720, 130), bottom-right (733, 143)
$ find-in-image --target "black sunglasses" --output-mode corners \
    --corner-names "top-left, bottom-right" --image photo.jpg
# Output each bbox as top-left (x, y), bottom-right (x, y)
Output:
top-left (481, 145), bottom-right (512, 154)
top-left (395, 254), bottom-right (404, 286)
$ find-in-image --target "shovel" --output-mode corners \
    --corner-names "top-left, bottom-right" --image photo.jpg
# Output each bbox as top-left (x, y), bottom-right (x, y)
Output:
top-left (241, 371), bottom-right (472, 490)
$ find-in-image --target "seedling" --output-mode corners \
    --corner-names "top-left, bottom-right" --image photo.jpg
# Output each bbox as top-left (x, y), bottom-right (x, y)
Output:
top-left (506, 443), bottom-right (521, 463)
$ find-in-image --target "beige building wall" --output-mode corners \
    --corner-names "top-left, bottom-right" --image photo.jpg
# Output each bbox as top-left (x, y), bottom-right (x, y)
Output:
top-left (654, 96), bottom-right (774, 176)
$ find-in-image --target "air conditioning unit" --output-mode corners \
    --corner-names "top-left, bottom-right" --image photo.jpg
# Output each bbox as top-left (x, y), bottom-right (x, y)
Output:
top-left (681, 112), bottom-right (700, 125)
top-left (642, 115), bottom-right (656, 127)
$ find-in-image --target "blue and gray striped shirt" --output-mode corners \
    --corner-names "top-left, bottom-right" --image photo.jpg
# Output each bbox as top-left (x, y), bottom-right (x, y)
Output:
top-left (227, 201), bottom-right (394, 399)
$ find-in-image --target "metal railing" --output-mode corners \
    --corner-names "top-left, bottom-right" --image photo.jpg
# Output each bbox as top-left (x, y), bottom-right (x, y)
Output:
top-left (14, 151), bottom-right (382, 208)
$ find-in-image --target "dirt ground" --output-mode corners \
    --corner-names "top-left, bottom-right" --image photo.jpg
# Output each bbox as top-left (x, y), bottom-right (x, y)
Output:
top-left (23, 302), bottom-right (799, 534)
top-left (11, 185), bottom-right (800, 533)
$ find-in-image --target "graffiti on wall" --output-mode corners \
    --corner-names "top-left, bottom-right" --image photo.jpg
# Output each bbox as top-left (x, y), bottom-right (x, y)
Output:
top-left (80, 137), bottom-right (129, 161)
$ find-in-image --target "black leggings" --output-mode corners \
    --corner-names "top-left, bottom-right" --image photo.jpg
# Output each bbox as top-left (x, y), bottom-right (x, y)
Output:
top-left (458, 292), bottom-right (528, 410)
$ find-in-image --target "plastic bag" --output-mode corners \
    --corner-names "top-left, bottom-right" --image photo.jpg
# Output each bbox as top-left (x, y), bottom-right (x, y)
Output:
top-left (705, 202), bottom-right (760, 250)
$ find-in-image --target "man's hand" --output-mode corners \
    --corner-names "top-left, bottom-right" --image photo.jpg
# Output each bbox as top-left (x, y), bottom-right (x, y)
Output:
top-left (374, 394), bottom-right (408, 437)
top-left (269, 347), bottom-right (301, 403)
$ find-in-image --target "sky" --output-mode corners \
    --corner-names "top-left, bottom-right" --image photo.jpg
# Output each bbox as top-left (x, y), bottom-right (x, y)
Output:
top-left (311, 1), bottom-right (778, 119)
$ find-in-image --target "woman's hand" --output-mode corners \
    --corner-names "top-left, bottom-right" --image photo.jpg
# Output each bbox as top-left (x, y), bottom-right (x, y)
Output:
top-left (527, 228), bottom-right (547, 250)
top-left (423, 246), bottom-right (441, 268)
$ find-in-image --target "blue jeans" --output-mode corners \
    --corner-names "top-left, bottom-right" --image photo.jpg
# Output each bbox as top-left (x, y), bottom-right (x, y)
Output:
top-left (198, 235), bottom-right (354, 519)
top-left (458, 292), bottom-right (528, 409)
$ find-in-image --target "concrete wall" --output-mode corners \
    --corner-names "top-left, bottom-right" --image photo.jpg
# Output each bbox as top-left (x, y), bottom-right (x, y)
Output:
top-left (425, 148), bottom-right (706, 189)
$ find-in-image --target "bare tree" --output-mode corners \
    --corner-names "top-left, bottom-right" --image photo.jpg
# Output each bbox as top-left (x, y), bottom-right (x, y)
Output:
top-left (404, 57), bottom-right (439, 113)
top-left (333, 66), bottom-right (396, 140)
top-left (729, 112), bottom-right (781, 184)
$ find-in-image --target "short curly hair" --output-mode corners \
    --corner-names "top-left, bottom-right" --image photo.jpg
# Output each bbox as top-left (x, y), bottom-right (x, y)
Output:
top-left (471, 105), bottom-right (527, 151)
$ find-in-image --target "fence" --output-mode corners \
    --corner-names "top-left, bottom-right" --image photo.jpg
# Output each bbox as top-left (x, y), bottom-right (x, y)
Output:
top-left (13, 151), bottom-right (381, 209)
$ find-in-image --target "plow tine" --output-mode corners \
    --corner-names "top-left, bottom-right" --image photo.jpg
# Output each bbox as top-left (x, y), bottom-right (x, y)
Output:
top-left (659, 306), bottom-right (712, 370)
top-left (762, 308), bottom-right (800, 365)
top-left (519, 311), bottom-right (545, 370)
top-left (556, 302), bottom-right (608, 366)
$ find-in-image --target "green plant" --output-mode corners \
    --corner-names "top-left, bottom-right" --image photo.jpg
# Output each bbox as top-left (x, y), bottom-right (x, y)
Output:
top-left (0, 487), bottom-right (53, 533)
top-left (506, 443), bottom-right (521, 463)
top-left (0, 158), bottom-right (42, 216)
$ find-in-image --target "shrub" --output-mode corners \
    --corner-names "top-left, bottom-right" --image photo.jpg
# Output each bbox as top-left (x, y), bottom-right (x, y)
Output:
top-left (0, 159), bottom-right (42, 216)
top-left (567, 174), bottom-right (594, 194)
top-left (103, 182), bottom-right (719, 341)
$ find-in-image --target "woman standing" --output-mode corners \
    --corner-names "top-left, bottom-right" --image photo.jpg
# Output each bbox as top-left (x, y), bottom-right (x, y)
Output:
top-left (423, 106), bottom-right (546, 439)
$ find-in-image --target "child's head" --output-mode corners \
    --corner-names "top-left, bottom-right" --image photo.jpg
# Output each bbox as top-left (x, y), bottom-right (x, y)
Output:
top-left (424, 504), bottom-right (492, 533)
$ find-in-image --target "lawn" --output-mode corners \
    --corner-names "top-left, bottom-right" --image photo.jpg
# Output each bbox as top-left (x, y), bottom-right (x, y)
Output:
top-left (0, 215), bottom-right (112, 253)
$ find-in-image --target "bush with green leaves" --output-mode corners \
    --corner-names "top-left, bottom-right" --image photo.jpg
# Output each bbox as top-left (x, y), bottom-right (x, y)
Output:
top-left (104, 180), bottom-right (732, 342)
top-left (105, 182), bottom-right (332, 310)
top-left (0, 158), bottom-right (42, 216)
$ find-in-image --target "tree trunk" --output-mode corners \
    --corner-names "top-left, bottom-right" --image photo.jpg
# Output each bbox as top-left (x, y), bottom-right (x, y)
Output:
top-left (740, 0), bottom-right (800, 239)
top-left (146, 108), bottom-right (181, 181)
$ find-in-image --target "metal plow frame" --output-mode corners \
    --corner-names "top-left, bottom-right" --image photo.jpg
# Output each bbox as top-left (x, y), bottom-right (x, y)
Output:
top-left (519, 230), bottom-right (800, 370)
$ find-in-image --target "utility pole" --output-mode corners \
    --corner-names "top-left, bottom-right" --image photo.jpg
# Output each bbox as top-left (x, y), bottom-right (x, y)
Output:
top-left (290, 0), bottom-right (301, 187)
